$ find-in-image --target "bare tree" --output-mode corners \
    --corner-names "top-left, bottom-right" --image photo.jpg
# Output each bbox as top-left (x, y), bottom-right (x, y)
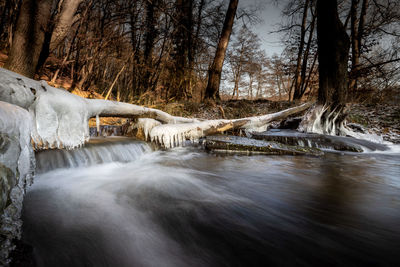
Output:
top-left (204, 0), bottom-right (238, 100)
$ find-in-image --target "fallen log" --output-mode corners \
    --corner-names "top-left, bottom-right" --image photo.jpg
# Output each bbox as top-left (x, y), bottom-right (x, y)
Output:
top-left (0, 67), bottom-right (313, 149)
top-left (147, 102), bottom-right (314, 148)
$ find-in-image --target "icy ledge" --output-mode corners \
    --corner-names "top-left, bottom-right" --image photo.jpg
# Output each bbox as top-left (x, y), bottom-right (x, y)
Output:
top-left (0, 101), bottom-right (35, 266)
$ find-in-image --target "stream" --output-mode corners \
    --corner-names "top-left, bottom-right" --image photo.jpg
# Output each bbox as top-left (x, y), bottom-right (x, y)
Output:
top-left (21, 137), bottom-right (400, 267)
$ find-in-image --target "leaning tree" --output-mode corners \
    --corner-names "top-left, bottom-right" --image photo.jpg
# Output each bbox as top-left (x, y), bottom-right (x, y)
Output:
top-left (204, 0), bottom-right (239, 100)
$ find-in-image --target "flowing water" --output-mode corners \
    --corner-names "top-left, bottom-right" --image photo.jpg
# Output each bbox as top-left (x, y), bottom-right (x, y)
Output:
top-left (22, 137), bottom-right (400, 267)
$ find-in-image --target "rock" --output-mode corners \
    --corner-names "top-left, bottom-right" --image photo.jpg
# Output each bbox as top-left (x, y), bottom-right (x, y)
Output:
top-left (0, 102), bottom-right (35, 266)
top-left (204, 135), bottom-right (324, 156)
top-left (278, 117), bottom-right (303, 130)
top-left (251, 129), bottom-right (388, 152)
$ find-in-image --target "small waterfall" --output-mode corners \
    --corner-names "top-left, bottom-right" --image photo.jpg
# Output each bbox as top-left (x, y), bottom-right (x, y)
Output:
top-left (35, 137), bottom-right (151, 174)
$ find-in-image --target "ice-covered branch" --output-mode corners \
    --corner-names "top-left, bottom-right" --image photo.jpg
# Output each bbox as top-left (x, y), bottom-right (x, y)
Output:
top-left (147, 102), bottom-right (314, 148)
top-left (0, 68), bottom-right (313, 149)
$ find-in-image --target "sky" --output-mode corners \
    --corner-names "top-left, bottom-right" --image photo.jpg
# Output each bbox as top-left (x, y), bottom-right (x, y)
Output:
top-left (238, 0), bottom-right (286, 56)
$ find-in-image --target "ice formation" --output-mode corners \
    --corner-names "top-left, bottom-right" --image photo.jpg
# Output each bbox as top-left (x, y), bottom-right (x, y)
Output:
top-left (148, 102), bottom-right (314, 148)
top-left (132, 119), bottom-right (162, 141)
top-left (0, 67), bottom-right (311, 149)
top-left (150, 120), bottom-right (229, 148)
top-left (299, 104), bottom-right (384, 146)
top-left (0, 101), bottom-right (35, 265)
top-left (0, 68), bottom-right (198, 149)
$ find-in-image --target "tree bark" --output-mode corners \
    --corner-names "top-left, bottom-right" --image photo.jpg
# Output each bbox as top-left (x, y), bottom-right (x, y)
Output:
top-left (204, 0), bottom-right (238, 100)
top-left (169, 0), bottom-right (194, 100)
top-left (50, 0), bottom-right (83, 52)
top-left (299, 0), bottom-right (351, 135)
top-left (316, 0), bottom-right (350, 106)
top-left (4, 0), bottom-right (53, 78)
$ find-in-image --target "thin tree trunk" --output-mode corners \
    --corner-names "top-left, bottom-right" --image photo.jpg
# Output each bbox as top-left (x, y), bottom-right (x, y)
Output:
top-left (299, 6), bottom-right (316, 98)
top-left (248, 74), bottom-right (253, 100)
top-left (292, 0), bottom-right (310, 100)
top-left (349, 0), bottom-right (368, 92)
top-left (204, 0), bottom-right (238, 100)
top-left (349, 0), bottom-right (360, 91)
top-left (142, 0), bottom-right (158, 93)
top-left (105, 64), bottom-right (126, 100)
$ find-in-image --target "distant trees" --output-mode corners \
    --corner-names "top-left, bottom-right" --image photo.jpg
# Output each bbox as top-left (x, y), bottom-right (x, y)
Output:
top-left (1, 0), bottom-right (253, 103)
top-left (280, 0), bottom-right (400, 102)
top-left (279, 0), bottom-right (318, 101)
top-left (227, 26), bottom-right (264, 99)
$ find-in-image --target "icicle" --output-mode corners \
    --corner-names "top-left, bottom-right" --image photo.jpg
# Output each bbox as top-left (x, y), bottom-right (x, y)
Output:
top-left (96, 115), bottom-right (100, 136)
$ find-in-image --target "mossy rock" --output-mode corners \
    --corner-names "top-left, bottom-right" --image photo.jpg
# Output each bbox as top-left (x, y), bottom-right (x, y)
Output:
top-left (251, 129), bottom-right (388, 152)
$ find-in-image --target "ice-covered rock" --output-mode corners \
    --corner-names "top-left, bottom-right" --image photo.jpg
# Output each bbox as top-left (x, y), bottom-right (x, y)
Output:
top-left (0, 101), bottom-right (35, 266)
top-left (0, 68), bottom-right (198, 149)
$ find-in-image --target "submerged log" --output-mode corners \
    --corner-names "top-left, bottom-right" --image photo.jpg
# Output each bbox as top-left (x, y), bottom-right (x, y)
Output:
top-left (204, 135), bottom-right (324, 156)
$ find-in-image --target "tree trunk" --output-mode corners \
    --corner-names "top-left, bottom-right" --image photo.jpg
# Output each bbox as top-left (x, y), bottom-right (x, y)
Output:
top-left (299, 0), bottom-right (350, 135)
top-left (316, 0), bottom-right (350, 106)
top-left (142, 0), bottom-right (158, 93)
top-left (204, 0), bottom-right (238, 100)
top-left (349, 0), bottom-right (368, 92)
top-left (50, 0), bottom-right (83, 52)
top-left (4, 0), bottom-right (53, 78)
top-left (299, 6), bottom-right (316, 98)
top-left (349, 0), bottom-right (360, 91)
top-left (292, 0), bottom-right (310, 101)
top-left (169, 0), bottom-right (193, 100)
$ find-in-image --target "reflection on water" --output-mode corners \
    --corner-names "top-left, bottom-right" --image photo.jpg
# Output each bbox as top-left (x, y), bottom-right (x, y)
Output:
top-left (22, 140), bottom-right (400, 267)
